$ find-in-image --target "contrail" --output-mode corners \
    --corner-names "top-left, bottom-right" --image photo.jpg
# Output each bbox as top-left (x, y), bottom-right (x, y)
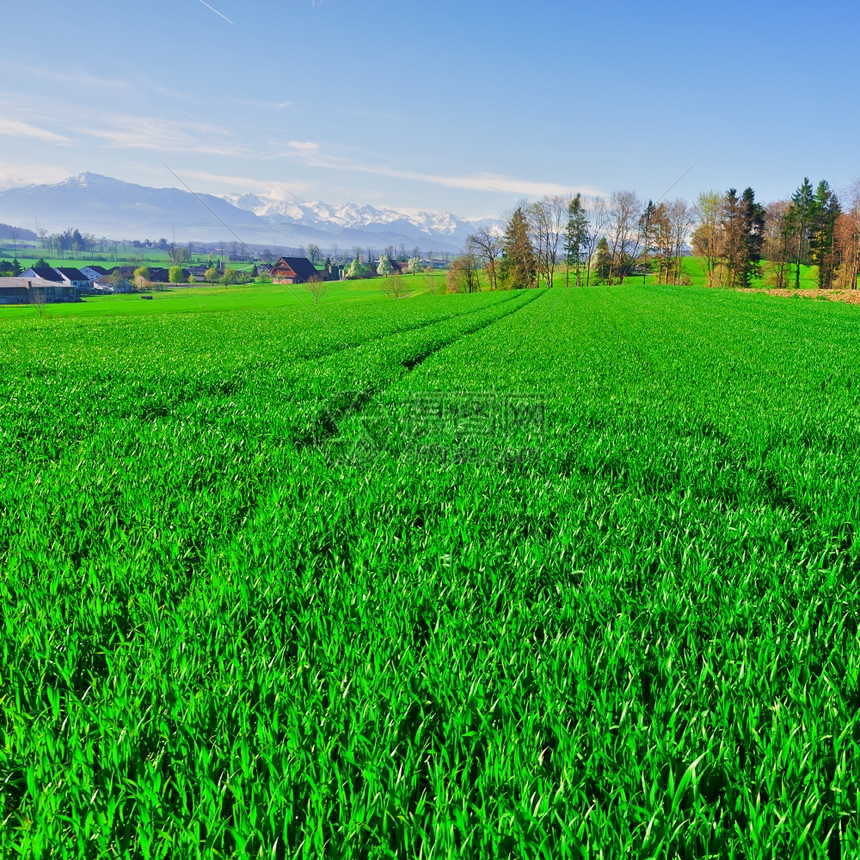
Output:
top-left (160, 160), bottom-right (249, 256)
top-left (198, 0), bottom-right (234, 24)
top-left (654, 161), bottom-right (697, 205)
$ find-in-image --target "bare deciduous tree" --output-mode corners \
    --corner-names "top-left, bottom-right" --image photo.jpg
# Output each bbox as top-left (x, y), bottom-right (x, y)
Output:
top-left (447, 253), bottom-right (481, 293)
top-left (168, 244), bottom-right (191, 267)
top-left (835, 180), bottom-right (860, 290)
top-left (692, 191), bottom-right (724, 287)
top-left (424, 273), bottom-right (444, 295)
top-left (29, 283), bottom-right (47, 316)
top-left (528, 195), bottom-right (568, 288)
top-left (668, 199), bottom-right (695, 284)
top-left (583, 196), bottom-right (609, 286)
top-left (467, 227), bottom-right (502, 290)
top-left (606, 190), bottom-right (644, 284)
top-left (763, 200), bottom-right (795, 289)
top-left (305, 273), bottom-right (327, 304)
top-left (383, 275), bottom-right (410, 299)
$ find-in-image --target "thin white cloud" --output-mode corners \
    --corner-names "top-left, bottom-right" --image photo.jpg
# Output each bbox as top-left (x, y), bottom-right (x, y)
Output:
top-left (277, 140), bottom-right (591, 198)
top-left (0, 161), bottom-right (74, 190)
top-left (377, 168), bottom-right (578, 198)
top-left (0, 119), bottom-right (72, 144)
top-left (0, 61), bottom-right (130, 93)
top-left (182, 169), bottom-right (311, 198)
top-left (191, 96), bottom-right (294, 114)
top-left (277, 142), bottom-right (351, 169)
top-left (287, 141), bottom-right (320, 153)
top-left (85, 115), bottom-right (249, 158)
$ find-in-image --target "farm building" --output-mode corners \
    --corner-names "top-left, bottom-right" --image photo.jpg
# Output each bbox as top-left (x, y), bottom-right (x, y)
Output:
top-left (0, 277), bottom-right (80, 304)
top-left (19, 264), bottom-right (89, 291)
top-left (270, 256), bottom-right (319, 284)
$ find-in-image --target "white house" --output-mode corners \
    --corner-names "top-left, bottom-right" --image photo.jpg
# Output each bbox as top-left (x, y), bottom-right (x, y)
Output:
top-left (80, 265), bottom-right (109, 284)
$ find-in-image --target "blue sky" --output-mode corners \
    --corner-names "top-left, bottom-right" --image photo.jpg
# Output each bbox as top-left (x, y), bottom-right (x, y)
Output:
top-left (2, 0), bottom-right (858, 218)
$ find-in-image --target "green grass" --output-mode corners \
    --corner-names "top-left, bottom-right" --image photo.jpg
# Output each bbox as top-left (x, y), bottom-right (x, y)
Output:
top-left (677, 256), bottom-right (824, 289)
top-left (1, 283), bottom-right (859, 857)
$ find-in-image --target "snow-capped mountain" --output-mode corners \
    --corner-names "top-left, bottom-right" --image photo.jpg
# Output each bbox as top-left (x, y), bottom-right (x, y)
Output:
top-left (0, 173), bottom-right (497, 252)
top-left (223, 193), bottom-right (494, 246)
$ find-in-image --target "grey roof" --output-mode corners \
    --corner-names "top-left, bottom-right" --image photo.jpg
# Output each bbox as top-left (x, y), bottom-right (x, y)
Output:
top-left (54, 267), bottom-right (88, 281)
top-left (0, 277), bottom-right (68, 289)
top-left (22, 265), bottom-right (63, 282)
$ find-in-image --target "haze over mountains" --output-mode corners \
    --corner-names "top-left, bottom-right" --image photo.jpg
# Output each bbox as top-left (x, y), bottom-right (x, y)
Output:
top-left (0, 173), bottom-right (496, 253)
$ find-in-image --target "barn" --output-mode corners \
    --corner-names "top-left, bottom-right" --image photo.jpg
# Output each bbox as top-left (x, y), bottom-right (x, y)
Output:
top-left (269, 257), bottom-right (319, 284)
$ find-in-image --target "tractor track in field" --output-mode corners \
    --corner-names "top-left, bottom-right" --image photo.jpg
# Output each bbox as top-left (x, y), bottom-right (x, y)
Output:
top-left (301, 289), bottom-right (547, 451)
top-left (283, 292), bottom-right (527, 371)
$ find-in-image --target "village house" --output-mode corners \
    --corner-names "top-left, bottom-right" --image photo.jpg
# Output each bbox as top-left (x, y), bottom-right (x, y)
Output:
top-left (54, 267), bottom-right (90, 290)
top-left (80, 265), bottom-right (109, 284)
top-left (269, 256), bottom-right (319, 284)
top-left (18, 264), bottom-right (88, 295)
top-left (92, 275), bottom-right (131, 294)
top-left (20, 264), bottom-right (63, 283)
top-left (19, 264), bottom-right (89, 289)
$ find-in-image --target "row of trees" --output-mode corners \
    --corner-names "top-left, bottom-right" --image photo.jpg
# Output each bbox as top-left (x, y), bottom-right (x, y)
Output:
top-left (131, 264), bottom-right (245, 288)
top-left (759, 180), bottom-right (858, 290)
top-left (448, 179), bottom-right (860, 293)
top-left (691, 180), bottom-right (860, 290)
top-left (342, 254), bottom-right (423, 280)
top-left (451, 191), bottom-right (658, 292)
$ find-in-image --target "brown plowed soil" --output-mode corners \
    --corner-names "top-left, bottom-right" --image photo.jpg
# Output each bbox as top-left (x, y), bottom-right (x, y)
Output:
top-left (735, 288), bottom-right (860, 305)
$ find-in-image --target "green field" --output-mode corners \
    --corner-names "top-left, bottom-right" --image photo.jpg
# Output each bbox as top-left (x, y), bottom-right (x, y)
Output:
top-left (0, 275), bottom-right (442, 322)
top-left (2, 251), bottom-right (257, 270)
top-left (2, 283), bottom-right (859, 857)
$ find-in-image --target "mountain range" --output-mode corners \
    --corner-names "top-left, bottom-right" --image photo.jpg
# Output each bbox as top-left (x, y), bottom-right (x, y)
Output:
top-left (0, 173), bottom-right (495, 253)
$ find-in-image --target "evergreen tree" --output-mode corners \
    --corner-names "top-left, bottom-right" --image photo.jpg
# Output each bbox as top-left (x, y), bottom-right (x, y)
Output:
top-left (721, 188), bottom-right (765, 287)
top-left (722, 189), bottom-right (744, 287)
top-left (811, 180), bottom-right (841, 289)
top-left (639, 199), bottom-right (657, 273)
top-left (788, 178), bottom-right (816, 289)
top-left (564, 194), bottom-right (590, 287)
top-left (500, 207), bottom-right (537, 289)
top-left (739, 187), bottom-right (765, 287)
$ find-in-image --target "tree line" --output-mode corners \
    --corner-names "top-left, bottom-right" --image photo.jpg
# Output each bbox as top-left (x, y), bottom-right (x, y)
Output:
top-left (446, 180), bottom-right (860, 292)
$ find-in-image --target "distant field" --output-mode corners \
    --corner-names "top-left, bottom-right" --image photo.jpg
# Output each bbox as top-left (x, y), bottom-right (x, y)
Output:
top-left (541, 257), bottom-right (827, 290)
top-left (3, 251), bottom-right (257, 269)
top-left (2, 283), bottom-right (859, 857)
top-left (0, 273), bottom-right (442, 321)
